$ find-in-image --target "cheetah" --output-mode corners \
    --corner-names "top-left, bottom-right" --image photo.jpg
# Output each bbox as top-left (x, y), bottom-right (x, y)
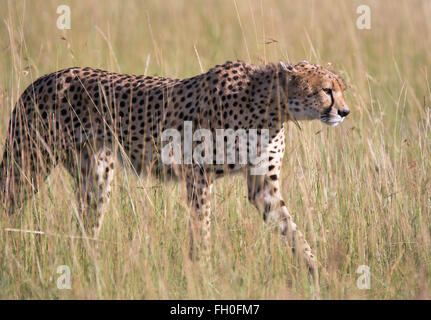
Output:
top-left (0, 60), bottom-right (349, 278)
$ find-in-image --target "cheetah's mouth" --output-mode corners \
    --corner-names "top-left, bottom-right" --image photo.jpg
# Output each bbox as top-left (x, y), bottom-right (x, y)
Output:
top-left (320, 114), bottom-right (344, 127)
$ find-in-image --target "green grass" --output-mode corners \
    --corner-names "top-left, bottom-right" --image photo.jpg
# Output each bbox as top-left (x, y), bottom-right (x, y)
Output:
top-left (0, 0), bottom-right (430, 299)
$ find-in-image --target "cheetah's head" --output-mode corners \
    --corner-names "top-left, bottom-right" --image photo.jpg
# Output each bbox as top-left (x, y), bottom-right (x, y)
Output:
top-left (279, 60), bottom-right (350, 126)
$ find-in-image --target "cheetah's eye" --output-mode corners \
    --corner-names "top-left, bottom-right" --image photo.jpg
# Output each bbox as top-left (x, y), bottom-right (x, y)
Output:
top-left (323, 88), bottom-right (332, 96)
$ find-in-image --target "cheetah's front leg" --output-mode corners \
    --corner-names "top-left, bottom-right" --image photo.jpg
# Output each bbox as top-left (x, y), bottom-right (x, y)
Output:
top-left (247, 173), bottom-right (318, 279)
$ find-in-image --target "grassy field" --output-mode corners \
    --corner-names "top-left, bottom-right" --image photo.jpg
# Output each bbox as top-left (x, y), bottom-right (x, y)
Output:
top-left (0, 0), bottom-right (430, 299)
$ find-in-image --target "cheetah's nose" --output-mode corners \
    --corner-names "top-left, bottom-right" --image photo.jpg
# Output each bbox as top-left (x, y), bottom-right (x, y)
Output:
top-left (338, 109), bottom-right (350, 117)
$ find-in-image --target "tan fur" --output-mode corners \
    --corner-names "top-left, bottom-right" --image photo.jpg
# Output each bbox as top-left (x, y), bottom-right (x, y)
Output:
top-left (0, 60), bottom-right (349, 277)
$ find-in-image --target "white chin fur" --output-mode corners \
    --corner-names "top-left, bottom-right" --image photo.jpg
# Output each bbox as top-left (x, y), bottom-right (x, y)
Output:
top-left (321, 116), bottom-right (344, 126)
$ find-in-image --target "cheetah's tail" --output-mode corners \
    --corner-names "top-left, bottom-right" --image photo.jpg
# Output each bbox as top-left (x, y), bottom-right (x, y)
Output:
top-left (0, 141), bottom-right (14, 214)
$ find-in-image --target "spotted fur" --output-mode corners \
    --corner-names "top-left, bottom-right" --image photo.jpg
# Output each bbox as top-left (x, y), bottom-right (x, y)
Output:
top-left (0, 60), bottom-right (349, 276)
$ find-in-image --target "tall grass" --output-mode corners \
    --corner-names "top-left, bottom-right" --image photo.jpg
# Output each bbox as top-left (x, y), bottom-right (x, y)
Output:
top-left (0, 0), bottom-right (430, 299)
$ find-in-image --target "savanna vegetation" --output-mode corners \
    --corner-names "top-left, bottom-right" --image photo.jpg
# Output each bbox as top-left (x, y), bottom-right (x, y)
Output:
top-left (0, 0), bottom-right (430, 299)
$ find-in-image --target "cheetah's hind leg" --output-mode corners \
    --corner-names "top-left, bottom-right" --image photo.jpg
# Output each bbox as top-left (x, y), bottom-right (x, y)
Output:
top-left (186, 167), bottom-right (213, 265)
top-left (63, 143), bottom-right (115, 238)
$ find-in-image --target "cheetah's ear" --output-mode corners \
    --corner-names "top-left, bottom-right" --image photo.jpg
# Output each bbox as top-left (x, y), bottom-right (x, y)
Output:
top-left (278, 61), bottom-right (297, 74)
